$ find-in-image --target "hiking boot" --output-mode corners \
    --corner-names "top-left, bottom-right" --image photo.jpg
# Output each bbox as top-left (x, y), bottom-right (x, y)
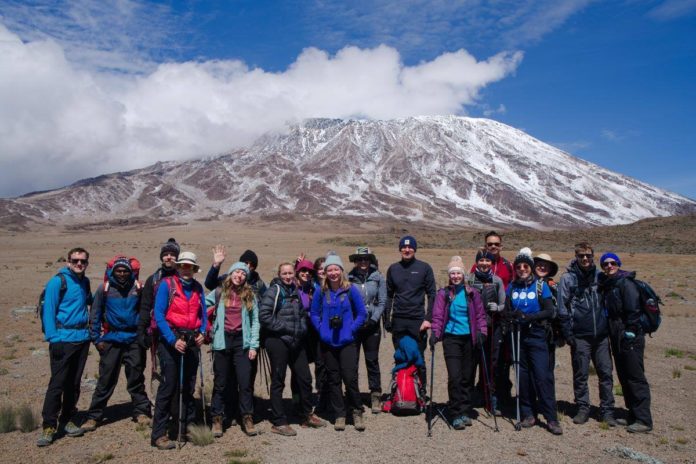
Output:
top-left (616, 418), bottom-right (629, 426)
top-left (520, 416), bottom-right (536, 428)
top-left (212, 416), bottom-right (223, 438)
top-left (36, 427), bottom-right (56, 447)
top-left (301, 413), bottom-right (326, 428)
top-left (548, 421), bottom-right (563, 435)
top-left (353, 411), bottom-right (365, 431)
top-left (572, 409), bottom-right (590, 425)
top-left (334, 417), bottom-right (346, 431)
top-left (602, 414), bottom-right (618, 427)
top-left (271, 424), bottom-right (297, 436)
top-left (63, 421), bottom-right (84, 437)
top-left (452, 415), bottom-right (472, 430)
top-left (371, 392), bottom-right (382, 414)
top-left (135, 415), bottom-right (151, 427)
top-left (81, 419), bottom-right (97, 432)
top-left (491, 395), bottom-right (502, 416)
top-left (152, 436), bottom-right (176, 450)
top-left (627, 421), bottom-right (652, 434)
top-left (242, 415), bottom-right (257, 436)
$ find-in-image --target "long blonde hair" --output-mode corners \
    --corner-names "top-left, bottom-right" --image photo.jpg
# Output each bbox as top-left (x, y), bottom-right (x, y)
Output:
top-left (221, 275), bottom-right (255, 311)
top-left (321, 266), bottom-right (351, 293)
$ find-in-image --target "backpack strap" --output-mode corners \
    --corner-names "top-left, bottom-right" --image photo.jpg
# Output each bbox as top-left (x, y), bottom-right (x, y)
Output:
top-left (272, 284), bottom-right (281, 317)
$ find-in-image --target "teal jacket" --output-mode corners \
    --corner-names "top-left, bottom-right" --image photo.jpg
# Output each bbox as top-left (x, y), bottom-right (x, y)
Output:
top-left (205, 289), bottom-right (260, 351)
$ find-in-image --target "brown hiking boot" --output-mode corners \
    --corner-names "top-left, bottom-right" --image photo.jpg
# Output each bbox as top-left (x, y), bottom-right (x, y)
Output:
top-left (371, 392), bottom-right (382, 414)
top-left (242, 415), bottom-right (257, 436)
top-left (212, 416), bottom-right (223, 438)
top-left (353, 411), bottom-right (365, 431)
top-left (153, 436), bottom-right (175, 450)
top-left (271, 424), bottom-right (297, 436)
top-left (334, 417), bottom-right (346, 431)
top-left (81, 419), bottom-right (97, 432)
top-left (548, 421), bottom-right (563, 435)
top-left (301, 413), bottom-right (326, 428)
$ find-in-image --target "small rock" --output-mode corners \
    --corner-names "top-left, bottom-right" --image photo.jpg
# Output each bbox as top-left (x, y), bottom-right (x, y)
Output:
top-left (11, 373), bottom-right (23, 379)
top-left (11, 306), bottom-right (34, 317)
top-left (81, 378), bottom-right (98, 391)
top-left (32, 349), bottom-right (47, 357)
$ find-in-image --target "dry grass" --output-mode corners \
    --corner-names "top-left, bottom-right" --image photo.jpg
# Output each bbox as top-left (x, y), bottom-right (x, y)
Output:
top-left (0, 405), bottom-right (15, 433)
top-left (16, 404), bottom-right (38, 432)
top-left (187, 424), bottom-right (214, 447)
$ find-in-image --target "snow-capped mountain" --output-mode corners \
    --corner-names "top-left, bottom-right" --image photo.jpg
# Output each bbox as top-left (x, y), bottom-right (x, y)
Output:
top-left (2, 116), bottom-right (694, 229)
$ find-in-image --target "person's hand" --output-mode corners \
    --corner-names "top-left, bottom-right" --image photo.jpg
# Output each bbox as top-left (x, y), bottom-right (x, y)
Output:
top-left (420, 320), bottom-right (431, 332)
top-left (296, 252), bottom-right (306, 263)
top-left (566, 336), bottom-right (577, 348)
top-left (429, 334), bottom-right (439, 349)
top-left (212, 245), bottom-right (226, 268)
top-left (487, 302), bottom-right (499, 313)
top-left (248, 349), bottom-right (257, 361)
top-left (384, 318), bottom-right (392, 333)
top-left (96, 342), bottom-right (106, 352)
top-left (174, 339), bottom-right (187, 353)
top-left (195, 333), bottom-right (204, 347)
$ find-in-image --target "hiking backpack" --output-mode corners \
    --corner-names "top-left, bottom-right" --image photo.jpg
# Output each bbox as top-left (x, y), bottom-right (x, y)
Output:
top-left (628, 277), bottom-right (662, 335)
top-left (102, 255), bottom-right (142, 292)
top-left (384, 365), bottom-right (425, 415)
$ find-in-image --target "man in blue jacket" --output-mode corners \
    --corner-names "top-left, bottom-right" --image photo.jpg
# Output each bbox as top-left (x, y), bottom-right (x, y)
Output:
top-left (385, 236), bottom-right (436, 389)
top-left (82, 257), bottom-right (151, 433)
top-left (38, 247), bottom-right (92, 447)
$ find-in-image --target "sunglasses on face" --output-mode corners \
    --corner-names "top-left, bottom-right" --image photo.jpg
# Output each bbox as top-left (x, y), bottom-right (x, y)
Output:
top-left (70, 259), bottom-right (88, 265)
top-left (601, 261), bottom-right (618, 268)
top-left (515, 263), bottom-right (530, 270)
top-left (486, 242), bottom-right (501, 247)
top-left (576, 253), bottom-right (593, 259)
top-left (298, 269), bottom-right (310, 274)
top-left (179, 263), bottom-right (196, 270)
top-left (356, 257), bottom-right (370, 262)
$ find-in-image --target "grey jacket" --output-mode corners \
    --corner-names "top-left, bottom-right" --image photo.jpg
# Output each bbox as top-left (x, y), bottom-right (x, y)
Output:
top-left (557, 260), bottom-right (608, 339)
top-left (348, 267), bottom-right (387, 323)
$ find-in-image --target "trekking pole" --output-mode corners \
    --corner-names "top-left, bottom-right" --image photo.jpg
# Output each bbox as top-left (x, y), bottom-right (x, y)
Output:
top-left (177, 351), bottom-right (185, 449)
top-left (427, 345), bottom-right (435, 437)
top-left (479, 335), bottom-right (499, 432)
top-left (512, 324), bottom-right (521, 431)
top-left (198, 348), bottom-right (207, 427)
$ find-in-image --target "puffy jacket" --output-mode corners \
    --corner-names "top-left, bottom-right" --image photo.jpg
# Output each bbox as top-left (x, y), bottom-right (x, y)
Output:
top-left (467, 272), bottom-right (506, 323)
top-left (430, 285), bottom-right (487, 344)
top-left (557, 260), bottom-right (608, 339)
top-left (348, 267), bottom-right (387, 323)
top-left (136, 266), bottom-right (177, 342)
top-left (469, 256), bottom-right (513, 289)
top-left (310, 284), bottom-right (367, 348)
top-left (258, 278), bottom-right (306, 348)
top-left (205, 288), bottom-right (260, 351)
top-left (598, 270), bottom-right (643, 334)
top-left (42, 267), bottom-right (91, 343)
top-left (90, 270), bottom-right (140, 344)
top-left (154, 277), bottom-right (207, 346)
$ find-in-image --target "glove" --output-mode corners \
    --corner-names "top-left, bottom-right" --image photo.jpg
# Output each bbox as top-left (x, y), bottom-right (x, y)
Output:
top-left (487, 302), bottom-right (499, 313)
top-left (429, 334), bottom-right (439, 349)
top-left (138, 332), bottom-right (152, 350)
top-left (477, 332), bottom-right (487, 347)
top-left (565, 336), bottom-right (577, 348)
top-left (384, 318), bottom-right (392, 333)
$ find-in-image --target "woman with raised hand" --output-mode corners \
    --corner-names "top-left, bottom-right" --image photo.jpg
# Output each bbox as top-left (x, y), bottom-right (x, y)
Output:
top-left (505, 248), bottom-right (562, 435)
top-left (430, 256), bottom-right (487, 429)
top-left (205, 262), bottom-right (260, 438)
top-left (348, 246), bottom-right (387, 414)
top-left (310, 254), bottom-right (367, 431)
top-left (259, 262), bottom-right (326, 436)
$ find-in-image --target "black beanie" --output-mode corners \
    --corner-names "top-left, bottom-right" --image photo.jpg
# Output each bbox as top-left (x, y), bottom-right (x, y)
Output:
top-left (160, 238), bottom-right (180, 260)
top-left (239, 249), bottom-right (259, 268)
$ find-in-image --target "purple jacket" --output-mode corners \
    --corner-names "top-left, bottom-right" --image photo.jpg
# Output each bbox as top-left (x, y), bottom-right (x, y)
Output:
top-left (431, 285), bottom-right (487, 343)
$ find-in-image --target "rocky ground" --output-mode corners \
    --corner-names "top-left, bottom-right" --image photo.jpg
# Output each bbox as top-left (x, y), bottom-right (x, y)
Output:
top-left (0, 219), bottom-right (694, 464)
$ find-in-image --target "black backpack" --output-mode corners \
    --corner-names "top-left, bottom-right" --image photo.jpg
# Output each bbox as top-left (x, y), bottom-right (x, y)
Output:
top-left (628, 277), bottom-right (662, 335)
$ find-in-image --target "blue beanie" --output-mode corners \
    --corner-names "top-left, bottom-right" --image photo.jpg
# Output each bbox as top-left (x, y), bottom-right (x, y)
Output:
top-left (227, 261), bottom-right (250, 276)
top-left (399, 235), bottom-right (417, 251)
top-left (599, 252), bottom-right (622, 267)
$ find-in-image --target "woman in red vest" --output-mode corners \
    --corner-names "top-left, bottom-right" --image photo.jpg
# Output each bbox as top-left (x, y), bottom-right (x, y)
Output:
top-left (150, 251), bottom-right (207, 450)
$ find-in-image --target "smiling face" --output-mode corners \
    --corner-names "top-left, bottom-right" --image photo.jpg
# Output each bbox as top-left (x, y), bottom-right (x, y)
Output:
top-left (326, 264), bottom-right (343, 287)
top-left (354, 256), bottom-right (371, 272)
top-left (113, 266), bottom-right (131, 284)
top-left (576, 249), bottom-right (594, 271)
top-left (515, 262), bottom-right (532, 280)
top-left (449, 270), bottom-right (464, 285)
top-left (400, 245), bottom-right (415, 261)
top-left (230, 269), bottom-right (247, 286)
top-left (161, 251), bottom-right (177, 270)
top-left (601, 259), bottom-right (620, 276)
top-left (68, 251), bottom-right (88, 276)
top-left (485, 235), bottom-right (502, 259)
top-left (297, 268), bottom-right (312, 284)
top-left (177, 263), bottom-right (196, 280)
top-left (278, 264), bottom-right (295, 285)
top-left (477, 257), bottom-right (492, 273)
top-left (534, 261), bottom-right (549, 278)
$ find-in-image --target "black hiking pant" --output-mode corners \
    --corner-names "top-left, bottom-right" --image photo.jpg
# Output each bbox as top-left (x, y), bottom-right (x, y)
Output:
top-left (211, 331), bottom-right (254, 418)
top-left (322, 342), bottom-right (362, 418)
top-left (609, 329), bottom-right (652, 427)
top-left (357, 322), bottom-right (382, 393)
top-left (570, 335), bottom-right (615, 416)
top-left (265, 336), bottom-right (313, 426)
top-left (443, 334), bottom-right (475, 418)
top-left (391, 317), bottom-right (427, 390)
top-left (86, 340), bottom-right (150, 421)
top-left (41, 341), bottom-right (89, 428)
top-left (291, 325), bottom-right (327, 405)
top-left (151, 342), bottom-right (199, 443)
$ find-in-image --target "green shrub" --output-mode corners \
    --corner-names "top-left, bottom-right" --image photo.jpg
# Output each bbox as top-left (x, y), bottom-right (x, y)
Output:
top-left (614, 385), bottom-right (623, 396)
top-left (665, 348), bottom-right (685, 358)
top-left (187, 424), bottom-right (214, 447)
top-left (673, 368), bottom-right (682, 379)
top-left (0, 405), bottom-right (16, 433)
top-left (17, 404), bottom-right (38, 432)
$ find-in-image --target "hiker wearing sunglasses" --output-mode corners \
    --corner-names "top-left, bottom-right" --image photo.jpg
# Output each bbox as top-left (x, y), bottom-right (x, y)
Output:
top-left (598, 253), bottom-right (653, 434)
top-left (37, 248), bottom-right (93, 447)
top-left (557, 243), bottom-right (616, 427)
top-left (150, 251), bottom-right (207, 450)
top-left (348, 246), bottom-right (387, 414)
top-left (470, 231), bottom-right (514, 289)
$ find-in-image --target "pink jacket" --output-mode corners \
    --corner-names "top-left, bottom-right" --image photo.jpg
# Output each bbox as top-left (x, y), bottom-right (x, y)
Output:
top-left (431, 285), bottom-right (487, 343)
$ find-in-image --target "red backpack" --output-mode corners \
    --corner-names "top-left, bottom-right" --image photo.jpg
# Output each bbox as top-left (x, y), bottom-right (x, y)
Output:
top-left (103, 255), bottom-right (142, 292)
top-left (383, 365), bottom-right (424, 415)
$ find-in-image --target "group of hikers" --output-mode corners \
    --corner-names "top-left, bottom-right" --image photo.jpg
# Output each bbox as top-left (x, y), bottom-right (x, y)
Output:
top-left (36, 231), bottom-right (654, 449)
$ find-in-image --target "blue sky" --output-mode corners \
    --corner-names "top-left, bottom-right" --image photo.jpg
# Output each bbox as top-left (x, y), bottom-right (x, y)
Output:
top-left (1, 0), bottom-right (695, 199)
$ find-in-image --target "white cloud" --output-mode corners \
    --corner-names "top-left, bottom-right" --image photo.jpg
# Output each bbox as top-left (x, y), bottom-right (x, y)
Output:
top-left (647, 0), bottom-right (696, 20)
top-left (0, 24), bottom-right (523, 197)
